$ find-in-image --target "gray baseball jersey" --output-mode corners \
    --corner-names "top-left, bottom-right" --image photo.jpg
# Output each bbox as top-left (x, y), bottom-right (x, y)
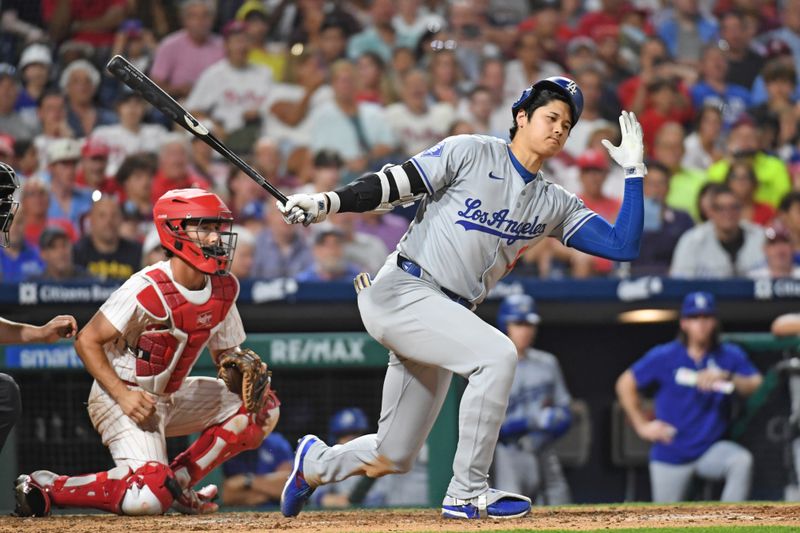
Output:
top-left (300, 134), bottom-right (601, 504)
top-left (505, 348), bottom-right (572, 429)
top-left (399, 134), bottom-right (595, 302)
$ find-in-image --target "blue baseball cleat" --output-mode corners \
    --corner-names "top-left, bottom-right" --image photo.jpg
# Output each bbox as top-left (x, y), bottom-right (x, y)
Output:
top-left (441, 489), bottom-right (532, 519)
top-left (280, 434), bottom-right (320, 517)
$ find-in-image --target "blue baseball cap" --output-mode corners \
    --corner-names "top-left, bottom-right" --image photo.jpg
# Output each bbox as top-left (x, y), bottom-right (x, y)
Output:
top-left (497, 294), bottom-right (541, 333)
top-left (681, 291), bottom-right (716, 318)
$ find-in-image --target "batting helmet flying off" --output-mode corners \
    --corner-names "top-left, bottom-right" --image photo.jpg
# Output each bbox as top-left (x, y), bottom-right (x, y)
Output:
top-left (0, 162), bottom-right (19, 248)
top-left (497, 294), bottom-right (541, 334)
top-left (328, 407), bottom-right (369, 444)
top-left (511, 76), bottom-right (584, 126)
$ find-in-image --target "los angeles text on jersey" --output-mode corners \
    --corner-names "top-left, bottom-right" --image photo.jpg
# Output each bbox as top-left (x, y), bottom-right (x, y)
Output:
top-left (456, 198), bottom-right (547, 244)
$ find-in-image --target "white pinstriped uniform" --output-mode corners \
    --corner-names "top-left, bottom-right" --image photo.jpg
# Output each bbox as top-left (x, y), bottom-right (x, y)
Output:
top-left (87, 260), bottom-right (246, 469)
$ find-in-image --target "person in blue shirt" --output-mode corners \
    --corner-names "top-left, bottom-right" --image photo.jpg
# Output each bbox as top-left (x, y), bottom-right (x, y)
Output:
top-left (689, 45), bottom-right (751, 129)
top-left (616, 291), bottom-right (762, 503)
top-left (221, 431), bottom-right (293, 507)
top-left (0, 209), bottom-right (43, 282)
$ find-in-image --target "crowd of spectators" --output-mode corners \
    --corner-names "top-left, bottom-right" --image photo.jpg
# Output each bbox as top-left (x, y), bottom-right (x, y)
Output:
top-left (3, 0), bottom-right (800, 282)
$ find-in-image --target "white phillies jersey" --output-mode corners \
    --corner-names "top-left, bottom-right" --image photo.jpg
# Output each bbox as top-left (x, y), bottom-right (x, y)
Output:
top-left (91, 123), bottom-right (169, 175)
top-left (400, 135), bottom-right (596, 303)
top-left (99, 260), bottom-right (246, 392)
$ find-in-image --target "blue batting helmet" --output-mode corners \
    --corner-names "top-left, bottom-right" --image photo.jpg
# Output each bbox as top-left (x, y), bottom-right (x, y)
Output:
top-left (328, 407), bottom-right (369, 444)
top-left (511, 76), bottom-right (584, 125)
top-left (497, 294), bottom-right (541, 333)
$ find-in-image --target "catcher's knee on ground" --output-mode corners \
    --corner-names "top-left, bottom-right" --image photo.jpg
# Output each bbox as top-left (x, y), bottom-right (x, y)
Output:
top-left (19, 462), bottom-right (181, 516)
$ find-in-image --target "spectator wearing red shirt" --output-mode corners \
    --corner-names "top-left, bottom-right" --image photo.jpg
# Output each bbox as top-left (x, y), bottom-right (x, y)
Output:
top-left (41, 0), bottom-right (129, 47)
top-left (150, 133), bottom-right (209, 205)
top-left (577, 149), bottom-right (621, 275)
top-left (725, 160), bottom-right (776, 227)
top-left (516, 0), bottom-right (575, 67)
top-left (576, 0), bottom-right (626, 37)
top-left (76, 138), bottom-right (120, 196)
top-left (20, 176), bottom-right (77, 250)
top-left (149, 0), bottom-right (224, 99)
top-left (617, 37), bottom-right (692, 114)
top-left (639, 77), bottom-right (693, 157)
top-left (592, 24), bottom-right (631, 84)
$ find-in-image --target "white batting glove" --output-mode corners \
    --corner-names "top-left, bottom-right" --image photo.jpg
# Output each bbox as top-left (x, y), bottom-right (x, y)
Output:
top-left (277, 192), bottom-right (339, 226)
top-left (601, 110), bottom-right (646, 178)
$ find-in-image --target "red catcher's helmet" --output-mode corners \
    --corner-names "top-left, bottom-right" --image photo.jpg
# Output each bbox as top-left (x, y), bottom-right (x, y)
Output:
top-left (153, 188), bottom-right (237, 275)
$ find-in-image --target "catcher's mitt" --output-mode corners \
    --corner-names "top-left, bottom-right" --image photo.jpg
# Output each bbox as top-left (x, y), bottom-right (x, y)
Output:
top-left (217, 348), bottom-right (273, 414)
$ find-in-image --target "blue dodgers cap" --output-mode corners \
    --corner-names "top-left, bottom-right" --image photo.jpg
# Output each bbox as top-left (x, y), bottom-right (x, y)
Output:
top-left (328, 407), bottom-right (369, 444)
top-left (497, 294), bottom-right (541, 333)
top-left (511, 76), bottom-right (584, 125)
top-left (681, 291), bottom-right (716, 318)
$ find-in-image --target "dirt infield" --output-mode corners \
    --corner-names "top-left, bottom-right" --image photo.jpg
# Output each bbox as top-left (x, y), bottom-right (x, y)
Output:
top-left (1, 503), bottom-right (799, 532)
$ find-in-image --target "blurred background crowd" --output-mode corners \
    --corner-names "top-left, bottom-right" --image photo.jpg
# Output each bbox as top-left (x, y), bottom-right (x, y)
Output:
top-left (2, 0), bottom-right (800, 283)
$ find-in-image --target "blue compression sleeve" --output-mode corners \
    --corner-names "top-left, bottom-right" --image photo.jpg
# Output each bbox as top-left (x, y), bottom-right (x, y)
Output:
top-left (567, 177), bottom-right (643, 261)
top-left (499, 417), bottom-right (530, 440)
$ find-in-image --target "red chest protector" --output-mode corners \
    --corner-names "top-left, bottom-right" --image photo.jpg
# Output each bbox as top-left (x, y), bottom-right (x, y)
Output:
top-left (133, 268), bottom-right (238, 394)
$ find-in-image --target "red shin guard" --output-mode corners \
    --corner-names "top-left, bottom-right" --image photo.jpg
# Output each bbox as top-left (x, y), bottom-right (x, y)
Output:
top-left (170, 407), bottom-right (267, 489)
top-left (34, 462), bottom-right (180, 515)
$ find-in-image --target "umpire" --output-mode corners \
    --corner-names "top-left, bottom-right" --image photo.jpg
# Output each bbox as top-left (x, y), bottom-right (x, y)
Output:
top-left (616, 292), bottom-right (762, 502)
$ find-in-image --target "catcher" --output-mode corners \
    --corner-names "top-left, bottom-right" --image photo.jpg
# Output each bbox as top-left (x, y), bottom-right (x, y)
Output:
top-left (14, 189), bottom-right (279, 517)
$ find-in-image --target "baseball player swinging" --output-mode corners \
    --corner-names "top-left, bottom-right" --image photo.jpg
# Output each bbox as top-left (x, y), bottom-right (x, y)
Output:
top-left (278, 76), bottom-right (645, 519)
top-left (13, 189), bottom-right (280, 517)
top-left (0, 162), bottom-right (78, 453)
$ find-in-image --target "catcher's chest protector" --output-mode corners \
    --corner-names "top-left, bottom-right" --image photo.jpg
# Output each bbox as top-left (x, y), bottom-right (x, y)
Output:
top-left (133, 268), bottom-right (237, 394)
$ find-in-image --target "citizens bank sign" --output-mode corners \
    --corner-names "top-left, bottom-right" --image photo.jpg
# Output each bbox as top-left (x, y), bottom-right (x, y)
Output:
top-left (18, 282), bottom-right (120, 305)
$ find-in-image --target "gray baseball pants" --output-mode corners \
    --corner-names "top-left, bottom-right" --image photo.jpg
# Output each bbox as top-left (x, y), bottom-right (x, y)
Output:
top-left (301, 255), bottom-right (518, 500)
top-left (649, 440), bottom-right (753, 502)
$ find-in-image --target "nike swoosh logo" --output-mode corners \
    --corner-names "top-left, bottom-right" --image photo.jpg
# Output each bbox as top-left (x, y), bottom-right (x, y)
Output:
top-left (488, 171), bottom-right (504, 180)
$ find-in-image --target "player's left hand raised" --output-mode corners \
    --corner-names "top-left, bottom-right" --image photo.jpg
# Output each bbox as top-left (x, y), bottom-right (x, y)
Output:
top-left (37, 315), bottom-right (78, 342)
top-left (601, 110), bottom-right (646, 177)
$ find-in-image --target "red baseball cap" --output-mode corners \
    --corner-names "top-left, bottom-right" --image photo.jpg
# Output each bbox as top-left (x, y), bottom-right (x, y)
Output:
top-left (765, 224), bottom-right (791, 244)
top-left (81, 138), bottom-right (110, 158)
top-left (577, 149), bottom-right (609, 170)
top-left (591, 24), bottom-right (620, 42)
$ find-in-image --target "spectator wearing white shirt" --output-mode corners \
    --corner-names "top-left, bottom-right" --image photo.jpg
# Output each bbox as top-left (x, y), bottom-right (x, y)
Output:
top-left (563, 66), bottom-right (613, 158)
top-left (263, 50), bottom-right (332, 168)
top-left (184, 20), bottom-right (273, 135)
top-left (392, 0), bottom-right (445, 49)
top-left (504, 32), bottom-right (563, 104)
top-left (308, 60), bottom-right (397, 177)
top-left (33, 90), bottom-right (72, 173)
top-left (91, 92), bottom-right (168, 176)
top-left (386, 69), bottom-right (455, 158)
top-left (682, 105), bottom-right (724, 172)
top-left (671, 185), bottom-right (766, 279)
